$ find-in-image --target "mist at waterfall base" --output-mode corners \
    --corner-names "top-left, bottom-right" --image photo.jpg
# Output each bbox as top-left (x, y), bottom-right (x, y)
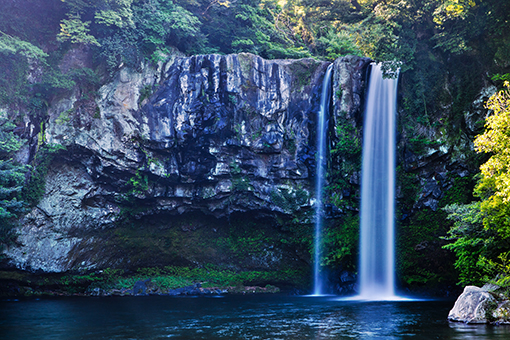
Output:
top-left (312, 64), bottom-right (333, 296)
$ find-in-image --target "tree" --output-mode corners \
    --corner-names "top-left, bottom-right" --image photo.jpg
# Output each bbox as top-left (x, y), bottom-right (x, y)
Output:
top-left (474, 82), bottom-right (510, 237)
top-left (57, 14), bottom-right (100, 46)
top-left (134, 0), bottom-right (201, 56)
top-left (0, 31), bottom-right (49, 105)
top-left (0, 112), bottom-right (28, 248)
top-left (95, 0), bottom-right (135, 29)
top-left (442, 202), bottom-right (489, 286)
top-left (0, 31), bottom-right (48, 60)
top-left (444, 82), bottom-right (510, 287)
top-left (58, 0), bottom-right (135, 46)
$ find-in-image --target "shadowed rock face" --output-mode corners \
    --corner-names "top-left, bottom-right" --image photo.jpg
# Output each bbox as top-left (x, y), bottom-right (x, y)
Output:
top-left (4, 53), bottom-right (371, 273)
top-left (139, 54), bottom-right (325, 213)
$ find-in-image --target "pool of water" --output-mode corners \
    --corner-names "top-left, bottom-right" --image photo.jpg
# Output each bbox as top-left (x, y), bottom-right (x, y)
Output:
top-left (1, 295), bottom-right (509, 339)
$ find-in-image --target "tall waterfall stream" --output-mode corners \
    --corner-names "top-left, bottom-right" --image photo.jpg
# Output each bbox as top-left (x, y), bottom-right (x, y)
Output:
top-left (313, 64), bottom-right (333, 296)
top-left (358, 63), bottom-right (400, 300)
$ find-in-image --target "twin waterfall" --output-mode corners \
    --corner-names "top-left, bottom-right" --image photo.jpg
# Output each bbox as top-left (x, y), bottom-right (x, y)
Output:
top-left (358, 64), bottom-right (399, 300)
top-left (313, 64), bottom-right (333, 296)
top-left (313, 63), bottom-right (399, 300)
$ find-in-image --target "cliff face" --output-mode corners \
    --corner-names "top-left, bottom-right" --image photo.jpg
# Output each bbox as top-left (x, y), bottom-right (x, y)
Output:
top-left (4, 52), bottom-right (371, 274)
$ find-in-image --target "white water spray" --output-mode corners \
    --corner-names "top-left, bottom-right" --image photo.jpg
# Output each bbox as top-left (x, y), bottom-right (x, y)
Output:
top-left (358, 63), bottom-right (399, 300)
top-left (313, 64), bottom-right (333, 296)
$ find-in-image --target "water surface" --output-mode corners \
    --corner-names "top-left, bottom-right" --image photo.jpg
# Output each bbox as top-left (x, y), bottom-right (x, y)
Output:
top-left (1, 295), bottom-right (509, 339)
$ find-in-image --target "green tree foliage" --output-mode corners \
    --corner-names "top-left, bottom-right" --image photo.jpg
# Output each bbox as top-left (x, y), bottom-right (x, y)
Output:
top-left (316, 30), bottom-right (362, 60)
top-left (431, 0), bottom-right (510, 60)
top-left (194, 0), bottom-right (311, 58)
top-left (57, 14), bottom-right (100, 46)
top-left (469, 84), bottom-right (510, 285)
top-left (442, 202), bottom-right (489, 286)
top-left (432, 0), bottom-right (476, 54)
top-left (0, 31), bottom-right (48, 60)
top-left (0, 0), bottom-right (66, 107)
top-left (94, 0), bottom-right (135, 28)
top-left (58, 0), bottom-right (136, 47)
top-left (134, 0), bottom-right (201, 58)
top-left (0, 113), bottom-right (28, 248)
top-left (253, 0), bottom-right (362, 60)
top-left (0, 16), bottom-right (49, 106)
top-left (474, 83), bottom-right (510, 236)
top-left (444, 83), bottom-right (510, 287)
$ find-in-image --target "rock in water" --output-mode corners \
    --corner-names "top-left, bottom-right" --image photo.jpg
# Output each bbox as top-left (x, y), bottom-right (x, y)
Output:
top-left (448, 286), bottom-right (495, 323)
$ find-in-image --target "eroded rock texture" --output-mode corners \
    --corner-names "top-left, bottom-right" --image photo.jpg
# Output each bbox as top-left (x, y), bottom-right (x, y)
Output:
top-left (4, 53), bottom-right (371, 273)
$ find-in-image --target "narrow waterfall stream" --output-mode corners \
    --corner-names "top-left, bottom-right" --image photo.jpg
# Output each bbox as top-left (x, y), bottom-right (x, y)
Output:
top-left (358, 63), bottom-right (399, 300)
top-left (313, 64), bottom-right (333, 295)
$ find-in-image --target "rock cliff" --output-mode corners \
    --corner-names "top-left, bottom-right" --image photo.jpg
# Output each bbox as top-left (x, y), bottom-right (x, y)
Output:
top-left (3, 52), bottom-right (371, 274)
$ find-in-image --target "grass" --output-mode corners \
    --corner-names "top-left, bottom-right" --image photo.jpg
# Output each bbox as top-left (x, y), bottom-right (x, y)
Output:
top-left (0, 265), bottom-right (306, 296)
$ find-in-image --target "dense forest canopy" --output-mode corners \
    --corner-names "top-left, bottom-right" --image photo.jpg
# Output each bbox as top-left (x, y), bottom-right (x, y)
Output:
top-left (1, 0), bottom-right (510, 291)
top-left (0, 0), bottom-right (508, 106)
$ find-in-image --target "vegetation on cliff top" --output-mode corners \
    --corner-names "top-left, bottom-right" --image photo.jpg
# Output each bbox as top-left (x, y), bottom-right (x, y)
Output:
top-left (1, 0), bottom-right (508, 108)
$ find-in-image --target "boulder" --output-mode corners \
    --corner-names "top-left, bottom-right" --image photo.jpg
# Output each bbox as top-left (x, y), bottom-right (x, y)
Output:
top-left (448, 285), bottom-right (496, 323)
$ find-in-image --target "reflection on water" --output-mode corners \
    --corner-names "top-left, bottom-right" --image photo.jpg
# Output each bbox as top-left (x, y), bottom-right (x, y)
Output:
top-left (1, 295), bottom-right (510, 339)
top-left (449, 322), bottom-right (510, 340)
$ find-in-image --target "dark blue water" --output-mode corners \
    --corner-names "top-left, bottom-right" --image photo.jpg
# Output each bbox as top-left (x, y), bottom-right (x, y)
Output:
top-left (1, 295), bottom-right (509, 339)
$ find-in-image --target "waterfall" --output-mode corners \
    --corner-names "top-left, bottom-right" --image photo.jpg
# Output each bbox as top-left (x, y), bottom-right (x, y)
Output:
top-left (358, 63), bottom-right (399, 300)
top-left (313, 64), bottom-right (333, 295)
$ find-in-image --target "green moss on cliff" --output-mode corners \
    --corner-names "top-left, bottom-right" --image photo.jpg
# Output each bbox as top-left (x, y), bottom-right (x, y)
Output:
top-left (66, 211), bottom-right (311, 289)
top-left (288, 59), bottom-right (322, 90)
top-left (21, 143), bottom-right (66, 206)
top-left (323, 213), bottom-right (359, 271)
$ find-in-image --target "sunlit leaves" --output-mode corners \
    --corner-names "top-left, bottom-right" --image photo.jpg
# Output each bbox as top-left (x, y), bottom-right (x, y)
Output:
top-left (470, 82), bottom-right (510, 247)
top-left (475, 83), bottom-right (510, 204)
top-left (479, 252), bottom-right (510, 288)
top-left (433, 0), bottom-right (476, 25)
top-left (316, 29), bottom-right (361, 60)
top-left (349, 0), bottom-right (422, 73)
top-left (57, 14), bottom-right (100, 45)
top-left (59, 0), bottom-right (135, 45)
top-left (443, 82), bottom-right (510, 286)
top-left (431, 0), bottom-right (479, 54)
